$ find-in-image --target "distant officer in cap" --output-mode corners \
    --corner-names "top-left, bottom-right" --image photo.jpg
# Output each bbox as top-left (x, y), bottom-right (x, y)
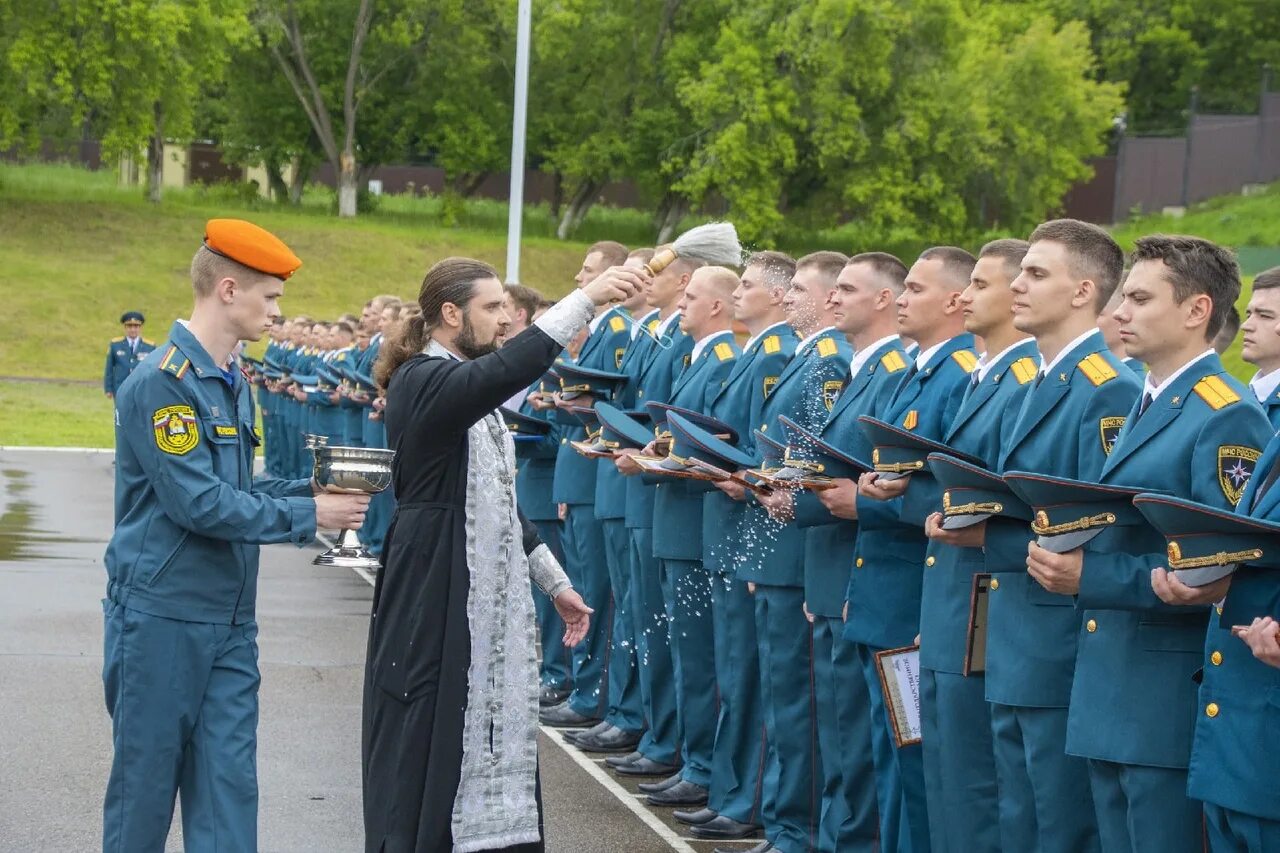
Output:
top-left (104, 311), bottom-right (156, 398)
top-left (102, 219), bottom-right (371, 852)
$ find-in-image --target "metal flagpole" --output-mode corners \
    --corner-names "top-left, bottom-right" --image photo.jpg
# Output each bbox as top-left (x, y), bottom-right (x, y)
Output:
top-left (504, 0), bottom-right (532, 284)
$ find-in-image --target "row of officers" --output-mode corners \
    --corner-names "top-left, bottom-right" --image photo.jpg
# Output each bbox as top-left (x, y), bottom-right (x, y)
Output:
top-left (500, 229), bottom-right (1280, 853)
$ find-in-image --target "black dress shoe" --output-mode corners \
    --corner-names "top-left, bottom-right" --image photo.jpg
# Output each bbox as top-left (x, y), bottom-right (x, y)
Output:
top-left (646, 779), bottom-right (709, 807)
top-left (539, 702), bottom-right (601, 728)
top-left (672, 807), bottom-right (717, 826)
top-left (713, 842), bottom-right (772, 853)
top-left (637, 771), bottom-right (684, 793)
top-left (538, 685), bottom-right (570, 707)
top-left (575, 726), bottom-right (642, 754)
top-left (691, 815), bottom-right (763, 841)
top-left (605, 750), bottom-right (644, 769)
top-left (563, 720), bottom-right (612, 744)
top-left (616, 758), bottom-right (682, 778)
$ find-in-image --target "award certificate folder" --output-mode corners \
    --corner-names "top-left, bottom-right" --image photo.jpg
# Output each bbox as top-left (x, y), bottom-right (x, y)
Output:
top-left (964, 573), bottom-right (992, 676)
top-left (875, 644), bottom-right (923, 747)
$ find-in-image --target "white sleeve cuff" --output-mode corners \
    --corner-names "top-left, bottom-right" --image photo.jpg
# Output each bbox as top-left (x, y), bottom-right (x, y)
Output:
top-left (528, 543), bottom-right (572, 598)
top-left (534, 289), bottom-right (595, 347)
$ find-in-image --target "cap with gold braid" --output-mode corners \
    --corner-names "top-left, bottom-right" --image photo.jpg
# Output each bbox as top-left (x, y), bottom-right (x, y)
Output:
top-left (928, 453), bottom-right (1031, 530)
top-left (857, 415), bottom-right (981, 482)
top-left (1133, 493), bottom-right (1280, 587)
top-left (203, 218), bottom-right (302, 280)
top-left (775, 414), bottom-right (870, 482)
top-left (1003, 471), bottom-right (1153, 554)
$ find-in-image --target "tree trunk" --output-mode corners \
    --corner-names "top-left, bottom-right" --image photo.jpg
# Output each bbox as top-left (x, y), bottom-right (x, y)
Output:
top-left (655, 195), bottom-right (688, 244)
top-left (556, 178), bottom-right (601, 240)
top-left (289, 157), bottom-right (311, 205)
top-left (550, 171), bottom-right (564, 220)
top-left (338, 149), bottom-right (358, 217)
top-left (265, 159), bottom-right (289, 203)
top-left (146, 102), bottom-right (164, 204)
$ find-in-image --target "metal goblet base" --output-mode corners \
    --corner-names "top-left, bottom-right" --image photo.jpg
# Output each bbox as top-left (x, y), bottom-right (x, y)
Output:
top-left (313, 528), bottom-right (381, 571)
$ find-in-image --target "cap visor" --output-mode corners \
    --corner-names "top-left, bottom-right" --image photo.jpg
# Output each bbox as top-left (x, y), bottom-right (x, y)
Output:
top-left (942, 512), bottom-right (994, 530)
top-left (1170, 563), bottom-right (1238, 588)
top-left (1037, 528), bottom-right (1104, 554)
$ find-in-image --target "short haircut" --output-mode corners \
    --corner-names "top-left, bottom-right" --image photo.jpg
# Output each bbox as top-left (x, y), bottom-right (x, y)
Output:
top-left (370, 294), bottom-right (400, 312)
top-left (504, 282), bottom-right (544, 320)
top-left (627, 247), bottom-right (656, 265)
top-left (587, 240), bottom-right (629, 267)
top-left (978, 238), bottom-right (1030, 277)
top-left (333, 321), bottom-right (355, 336)
top-left (918, 246), bottom-right (978, 288)
top-left (1130, 234), bottom-right (1241, 340)
top-left (1253, 266), bottom-right (1280, 291)
top-left (190, 245), bottom-right (269, 297)
top-left (796, 251), bottom-right (850, 284)
top-left (1215, 306), bottom-right (1241, 353)
top-left (1029, 218), bottom-right (1124, 310)
top-left (746, 250), bottom-right (797, 289)
top-left (847, 251), bottom-right (909, 294)
top-left (696, 265), bottom-right (741, 297)
top-left (656, 243), bottom-right (705, 276)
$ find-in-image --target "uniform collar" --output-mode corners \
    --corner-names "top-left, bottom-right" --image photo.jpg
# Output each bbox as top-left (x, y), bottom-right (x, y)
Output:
top-left (691, 329), bottom-right (734, 362)
top-left (743, 320), bottom-right (789, 353)
top-left (1038, 327), bottom-right (1101, 378)
top-left (795, 325), bottom-right (836, 356)
top-left (1144, 349), bottom-right (1216, 402)
top-left (167, 320), bottom-right (234, 382)
top-left (849, 334), bottom-right (900, 377)
top-left (976, 337), bottom-right (1035, 382)
top-left (1250, 367), bottom-right (1280, 404)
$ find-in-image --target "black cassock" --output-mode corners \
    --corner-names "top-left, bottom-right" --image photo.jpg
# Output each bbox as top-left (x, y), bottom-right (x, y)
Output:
top-left (362, 321), bottom-right (570, 853)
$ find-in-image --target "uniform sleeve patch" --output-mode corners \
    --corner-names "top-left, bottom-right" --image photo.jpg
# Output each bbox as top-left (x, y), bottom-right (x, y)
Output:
top-left (1099, 416), bottom-right (1125, 455)
top-left (1194, 376), bottom-right (1241, 410)
top-left (1010, 357), bottom-right (1038, 385)
top-left (951, 350), bottom-right (978, 373)
top-left (1078, 353), bottom-right (1118, 386)
top-left (880, 350), bottom-right (906, 373)
top-left (609, 316), bottom-right (627, 333)
top-left (1219, 445), bottom-right (1261, 506)
top-left (615, 347), bottom-right (625, 369)
top-left (763, 376), bottom-right (779, 398)
top-left (714, 342), bottom-right (735, 362)
top-left (903, 410), bottom-right (919, 430)
top-left (763, 335), bottom-right (781, 354)
top-left (817, 338), bottom-right (838, 358)
top-left (153, 405), bottom-right (200, 455)
top-left (823, 380), bottom-right (843, 411)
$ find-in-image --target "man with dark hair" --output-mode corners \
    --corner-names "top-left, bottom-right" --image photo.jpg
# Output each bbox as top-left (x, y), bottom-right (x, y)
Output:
top-left (104, 311), bottom-right (156, 398)
top-left (1025, 235), bottom-right (1271, 852)
top-left (504, 283), bottom-right (544, 333)
top-left (979, 218), bottom-right (1140, 853)
top-left (849, 246), bottom-right (979, 853)
top-left (1240, 267), bottom-right (1280, 427)
top-left (1213, 305), bottom-right (1241, 354)
top-left (587, 240), bottom-right (631, 270)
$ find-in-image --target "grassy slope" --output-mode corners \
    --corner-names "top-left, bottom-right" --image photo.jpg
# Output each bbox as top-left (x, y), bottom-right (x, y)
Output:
top-left (3, 163), bottom-right (1279, 446)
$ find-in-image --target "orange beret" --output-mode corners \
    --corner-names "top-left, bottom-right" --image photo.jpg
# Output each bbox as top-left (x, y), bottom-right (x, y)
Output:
top-left (203, 219), bottom-right (302, 280)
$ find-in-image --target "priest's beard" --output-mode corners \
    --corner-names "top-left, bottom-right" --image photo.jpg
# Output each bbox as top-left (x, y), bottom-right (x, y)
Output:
top-left (455, 313), bottom-right (501, 360)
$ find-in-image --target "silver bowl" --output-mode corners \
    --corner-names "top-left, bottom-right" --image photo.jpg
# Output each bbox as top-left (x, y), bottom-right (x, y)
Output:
top-left (307, 435), bottom-right (395, 570)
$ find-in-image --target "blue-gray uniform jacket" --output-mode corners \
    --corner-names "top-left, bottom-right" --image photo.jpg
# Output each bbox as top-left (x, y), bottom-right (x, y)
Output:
top-left (552, 306), bottom-right (632, 506)
top-left (797, 337), bottom-right (907, 618)
top-left (104, 335), bottom-right (157, 394)
top-left (651, 331), bottom-right (740, 562)
top-left (982, 331), bottom-right (1141, 708)
top-left (736, 328), bottom-right (851, 588)
top-left (1068, 355), bottom-right (1270, 768)
top-left (1250, 373), bottom-right (1280, 430)
top-left (703, 322), bottom-right (798, 574)
top-left (596, 311), bottom-right (659, 523)
top-left (917, 342), bottom-right (1038, 672)
top-left (1191, 435), bottom-right (1280, 821)
top-left (844, 334), bottom-right (977, 649)
top-left (515, 389), bottom-right (562, 524)
top-left (104, 321), bottom-right (317, 625)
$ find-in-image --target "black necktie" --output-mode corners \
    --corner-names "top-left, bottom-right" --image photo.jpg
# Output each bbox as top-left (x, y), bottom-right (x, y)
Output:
top-left (1134, 392), bottom-right (1153, 421)
top-left (1034, 371), bottom-right (1046, 388)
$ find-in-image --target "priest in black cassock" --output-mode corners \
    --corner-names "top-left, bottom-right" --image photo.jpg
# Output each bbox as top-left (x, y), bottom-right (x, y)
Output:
top-left (363, 257), bottom-right (646, 852)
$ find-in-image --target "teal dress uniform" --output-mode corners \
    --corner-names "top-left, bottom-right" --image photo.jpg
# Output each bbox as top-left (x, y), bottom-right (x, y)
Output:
top-left (916, 341), bottom-right (1038, 853)
top-left (1123, 355), bottom-right (1146, 376)
top-left (102, 322), bottom-right (316, 852)
top-left (553, 307), bottom-right (632, 720)
top-left (982, 329), bottom-right (1140, 853)
top-left (258, 340), bottom-right (280, 475)
top-left (846, 333), bottom-right (977, 853)
top-left (1248, 370), bottom-right (1280, 430)
top-left (703, 321), bottom-right (797, 827)
top-left (1192, 440), bottom-right (1280, 851)
top-left (104, 334), bottom-right (157, 394)
top-left (737, 327), bottom-right (851, 853)
top-left (796, 336), bottom-right (906, 853)
top-left (624, 313), bottom-right (694, 764)
top-left (361, 333), bottom-right (395, 557)
top-left (651, 331), bottom-right (740, 788)
top-left (340, 345), bottom-right (370, 447)
top-left (1070, 355), bottom-right (1269, 852)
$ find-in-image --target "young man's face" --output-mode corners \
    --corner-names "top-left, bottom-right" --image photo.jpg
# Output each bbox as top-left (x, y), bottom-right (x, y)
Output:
top-left (1241, 288), bottom-right (1280, 371)
top-left (677, 269), bottom-right (724, 339)
top-left (734, 263), bottom-right (780, 326)
top-left (646, 263), bottom-right (688, 311)
top-left (781, 265), bottom-right (831, 332)
top-left (122, 320), bottom-right (143, 339)
top-left (831, 262), bottom-right (883, 336)
top-left (227, 275), bottom-right (284, 343)
top-left (456, 277), bottom-right (511, 359)
top-left (959, 256), bottom-right (1018, 339)
top-left (575, 250), bottom-right (609, 288)
top-left (896, 258), bottom-right (957, 342)
top-left (1112, 258), bottom-right (1202, 363)
top-left (1010, 240), bottom-right (1083, 337)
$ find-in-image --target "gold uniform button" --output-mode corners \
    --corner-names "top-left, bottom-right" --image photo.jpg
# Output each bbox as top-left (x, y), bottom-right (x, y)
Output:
top-left (1216, 605), bottom-right (1224, 615)
top-left (1086, 619), bottom-right (1097, 633)
top-left (1206, 703), bottom-right (1219, 718)
top-left (989, 578), bottom-right (999, 590)
top-left (1211, 651), bottom-right (1223, 666)
top-left (925, 556), bottom-right (936, 567)
top-left (855, 558), bottom-right (864, 568)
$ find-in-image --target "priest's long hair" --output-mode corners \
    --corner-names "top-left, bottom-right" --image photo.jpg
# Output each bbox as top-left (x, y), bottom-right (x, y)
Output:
top-left (375, 257), bottom-right (499, 390)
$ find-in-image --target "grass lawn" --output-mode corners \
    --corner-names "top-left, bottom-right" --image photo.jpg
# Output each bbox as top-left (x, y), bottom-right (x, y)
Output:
top-left (0, 380), bottom-right (115, 447)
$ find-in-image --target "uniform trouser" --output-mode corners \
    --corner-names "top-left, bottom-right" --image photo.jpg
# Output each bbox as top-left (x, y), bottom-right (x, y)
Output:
top-left (708, 572), bottom-right (766, 825)
top-left (260, 412), bottom-right (276, 476)
top-left (1205, 803), bottom-right (1280, 852)
top-left (1087, 759), bottom-right (1202, 853)
top-left (813, 617), bottom-right (877, 853)
top-left (102, 602), bottom-right (259, 853)
top-left (363, 484), bottom-right (396, 558)
top-left (920, 668), bottom-right (999, 853)
top-left (659, 557), bottom-right (717, 788)
top-left (600, 518), bottom-right (644, 732)
top-left (531, 519), bottom-right (571, 690)
top-left (628, 527), bottom-right (680, 765)
top-left (989, 702), bottom-right (1098, 853)
top-left (562, 504), bottom-right (613, 719)
top-left (755, 584), bottom-right (819, 853)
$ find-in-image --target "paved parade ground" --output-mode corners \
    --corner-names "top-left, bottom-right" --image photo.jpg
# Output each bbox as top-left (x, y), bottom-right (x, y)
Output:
top-left (0, 449), bottom-right (759, 852)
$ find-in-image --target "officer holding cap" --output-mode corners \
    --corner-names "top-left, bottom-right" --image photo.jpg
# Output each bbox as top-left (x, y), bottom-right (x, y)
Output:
top-left (101, 219), bottom-right (371, 852)
top-left (104, 310), bottom-right (156, 397)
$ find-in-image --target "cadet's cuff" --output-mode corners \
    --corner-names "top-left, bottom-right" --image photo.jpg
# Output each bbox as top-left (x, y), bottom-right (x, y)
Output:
top-left (287, 496), bottom-right (318, 546)
top-left (534, 290), bottom-right (595, 347)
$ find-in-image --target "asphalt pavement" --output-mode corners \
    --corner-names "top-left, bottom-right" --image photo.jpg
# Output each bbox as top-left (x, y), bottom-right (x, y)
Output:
top-left (0, 449), bottom-right (762, 852)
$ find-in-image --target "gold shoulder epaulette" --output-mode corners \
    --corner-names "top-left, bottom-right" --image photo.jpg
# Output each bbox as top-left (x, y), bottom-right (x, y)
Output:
top-left (714, 341), bottom-right (735, 362)
top-left (158, 344), bottom-right (190, 380)
top-left (1077, 353), bottom-right (1117, 386)
top-left (1009, 357), bottom-right (1038, 385)
top-left (762, 335), bottom-right (781, 354)
top-left (111, 336), bottom-right (125, 343)
top-left (817, 338), bottom-right (839, 358)
top-left (647, 319), bottom-right (660, 333)
top-left (1193, 375), bottom-right (1240, 410)
top-left (609, 315), bottom-right (627, 333)
top-left (880, 350), bottom-right (906, 373)
top-left (952, 350), bottom-right (978, 373)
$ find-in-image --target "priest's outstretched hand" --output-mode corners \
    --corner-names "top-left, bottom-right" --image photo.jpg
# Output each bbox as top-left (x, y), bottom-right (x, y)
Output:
top-left (554, 589), bottom-right (594, 647)
top-left (582, 266), bottom-right (650, 306)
